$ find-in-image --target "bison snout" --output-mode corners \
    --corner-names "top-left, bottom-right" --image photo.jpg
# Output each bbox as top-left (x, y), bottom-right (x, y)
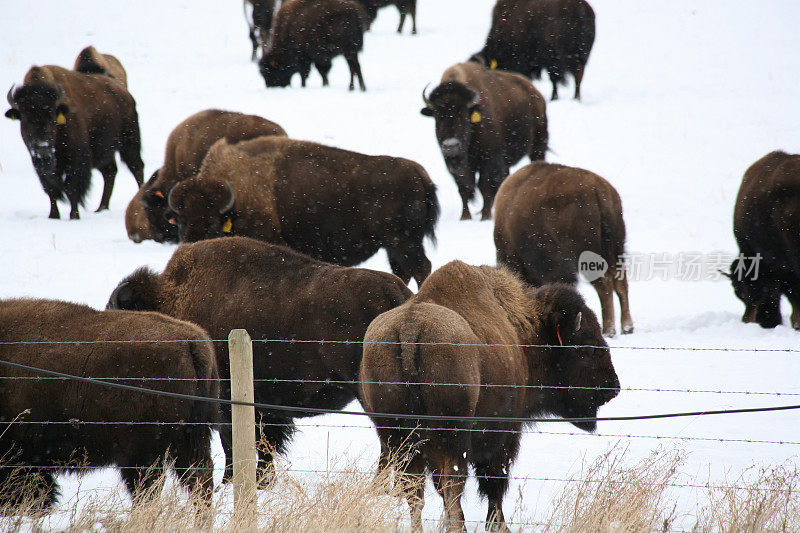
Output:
top-left (440, 138), bottom-right (463, 158)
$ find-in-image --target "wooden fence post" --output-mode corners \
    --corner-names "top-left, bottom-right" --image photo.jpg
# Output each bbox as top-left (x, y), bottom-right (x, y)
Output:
top-left (228, 329), bottom-right (257, 527)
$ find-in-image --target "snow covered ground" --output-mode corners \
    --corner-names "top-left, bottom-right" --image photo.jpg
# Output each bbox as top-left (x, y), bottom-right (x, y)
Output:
top-left (1, 0), bottom-right (799, 530)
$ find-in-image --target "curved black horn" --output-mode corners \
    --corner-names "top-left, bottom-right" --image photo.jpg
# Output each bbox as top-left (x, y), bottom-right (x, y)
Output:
top-left (167, 184), bottom-right (181, 212)
top-left (421, 83), bottom-right (432, 107)
top-left (6, 84), bottom-right (16, 108)
top-left (468, 88), bottom-right (480, 108)
top-left (54, 83), bottom-right (66, 105)
top-left (219, 181), bottom-right (235, 214)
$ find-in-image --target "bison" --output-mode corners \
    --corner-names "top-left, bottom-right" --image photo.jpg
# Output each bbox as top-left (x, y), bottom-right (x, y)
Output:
top-left (73, 45), bottom-right (128, 86)
top-left (107, 236), bottom-right (412, 482)
top-left (493, 162), bottom-right (633, 337)
top-left (138, 109), bottom-right (286, 243)
top-left (728, 151), bottom-right (800, 330)
top-left (5, 63), bottom-right (144, 219)
top-left (244, 0), bottom-right (279, 61)
top-left (165, 135), bottom-right (439, 286)
top-left (355, 0), bottom-right (417, 34)
top-left (472, 0), bottom-right (595, 100)
top-left (0, 298), bottom-right (219, 512)
top-left (125, 171), bottom-right (158, 243)
top-left (259, 0), bottom-right (366, 91)
top-left (360, 261), bottom-right (620, 532)
top-left (421, 61), bottom-right (548, 220)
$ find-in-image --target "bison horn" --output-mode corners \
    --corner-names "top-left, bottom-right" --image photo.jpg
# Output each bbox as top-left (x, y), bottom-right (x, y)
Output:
top-left (6, 84), bottom-right (16, 108)
top-left (575, 311), bottom-right (582, 332)
top-left (167, 184), bottom-right (181, 212)
top-left (54, 83), bottom-right (66, 106)
top-left (219, 181), bottom-right (235, 214)
top-left (468, 88), bottom-right (481, 109)
top-left (421, 83), bottom-right (432, 108)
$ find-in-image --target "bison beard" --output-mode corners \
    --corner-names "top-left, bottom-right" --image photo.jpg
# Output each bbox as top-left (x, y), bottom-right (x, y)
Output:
top-left (360, 262), bottom-right (620, 532)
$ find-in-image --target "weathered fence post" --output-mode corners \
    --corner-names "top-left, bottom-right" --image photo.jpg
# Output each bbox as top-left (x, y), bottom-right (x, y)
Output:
top-left (228, 329), bottom-right (257, 528)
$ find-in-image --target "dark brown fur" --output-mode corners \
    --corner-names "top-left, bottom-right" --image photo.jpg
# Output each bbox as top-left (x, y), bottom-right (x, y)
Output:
top-left (5, 65), bottom-right (144, 219)
top-left (473, 0), bottom-right (595, 100)
top-left (355, 0), bottom-right (417, 34)
top-left (166, 136), bottom-right (439, 286)
top-left (729, 151), bottom-right (800, 329)
top-left (0, 298), bottom-right (219, 512)
top-left (139, 109), bottom-right (287, 243)
top-left (107, 236), bottom-right (412, 481)
top-left (360, 261), bottom-right (620, 532)
top-left (259, 0), bottom-right (366, 91)
top-left (125, 170), bottom-right (158, 243)
top-left (494, 162), bottom-right (633, 336)
top-left (421, 61), bottom-right (548, 220)
top-left (73, 46), bottom-right (128, 87)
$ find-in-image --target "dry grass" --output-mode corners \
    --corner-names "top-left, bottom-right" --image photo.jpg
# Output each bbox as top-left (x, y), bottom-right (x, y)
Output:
top-left (1, 445), bottom-right (799, 532)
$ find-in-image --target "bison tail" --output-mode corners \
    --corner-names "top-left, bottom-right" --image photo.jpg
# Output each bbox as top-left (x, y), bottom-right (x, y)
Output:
top-left (398, 331), bottom-right (426, 421)
top-left (106, 267), bottom-right (160, 311)
top-left (421, 175), bottom-right (440, 247)
top-left (596, 188), bottom-right (626, 267)
top-left (187, 340), bottom-right (221, 455)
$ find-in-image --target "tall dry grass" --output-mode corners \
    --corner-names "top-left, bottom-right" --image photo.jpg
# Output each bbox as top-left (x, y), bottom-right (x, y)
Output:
top-left (1, 445), bottom-right (799, 532)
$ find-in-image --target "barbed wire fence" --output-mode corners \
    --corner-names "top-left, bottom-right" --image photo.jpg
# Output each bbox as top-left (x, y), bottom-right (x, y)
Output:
top-left (1, 334), bottom-right (799, 527)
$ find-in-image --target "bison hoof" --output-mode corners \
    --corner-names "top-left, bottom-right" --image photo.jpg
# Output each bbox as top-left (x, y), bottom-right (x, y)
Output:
top-left (69, 212), bottom-right (80, 220)
top-left (603, 328), bottom-right (616, 338)
top-left (48, 212), bottom-right (60, 219)
top-left (622, 323), bottom-right (634, 334)
top-left (480, 212), bottom-right (492, 221)
top-left (95, 205), bottom-right (109, 213)
top-left (460, 212), bottom-right (472, 221)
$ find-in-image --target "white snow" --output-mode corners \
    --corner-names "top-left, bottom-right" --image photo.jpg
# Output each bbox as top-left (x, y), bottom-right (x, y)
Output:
top-left (1, 0), bottom-right (799, 530)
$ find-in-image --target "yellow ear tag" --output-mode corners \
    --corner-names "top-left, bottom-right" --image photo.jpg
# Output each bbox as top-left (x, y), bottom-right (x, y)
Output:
top-left (56, 112), bottom-right (66, 125)
top-left (470, 110), bottom-right (482, 123)
top-left (490, 59), bottom-right (498, 69)
top-left (222, 218), bottom-right (233, 233)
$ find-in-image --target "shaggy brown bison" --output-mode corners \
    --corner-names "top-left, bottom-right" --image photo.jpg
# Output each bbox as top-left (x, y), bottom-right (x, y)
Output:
top-left (0, 298), bottom-right (219, 511)
top-left (360, 261), bottom-right (620, 532)
top-left (73, 45), bottom-right (128, 86)
top-left (107, 236), bottom-right (412, 481)
top-left (472, 0), bottom-right (595, 100)
top-left (244, 0), bottom-right (279, 61)
top-left (355, 0), bottom-right (417, 34)
top-left (165, 136), bottom-right (439, 286)
top-left (421, 61), bottom-right (548, 220)
top-left (728, 151), bottom-right (800, 329)
top-left (494, 162), bottom-right (633, 337)
top-left (5, 64), bottom-right (144, 219)
top-left (259, 0), bottom-right (366, 91)
top-left (138, 109), bottom-right (286, 243)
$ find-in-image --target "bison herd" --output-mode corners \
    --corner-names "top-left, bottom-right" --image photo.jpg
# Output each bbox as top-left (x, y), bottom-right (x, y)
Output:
top-left (2, 0), bottom-right (798, 529)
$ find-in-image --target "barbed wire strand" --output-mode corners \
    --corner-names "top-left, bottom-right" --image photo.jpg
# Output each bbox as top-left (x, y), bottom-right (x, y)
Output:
top-left (2, 358), bottom-right (800, 425)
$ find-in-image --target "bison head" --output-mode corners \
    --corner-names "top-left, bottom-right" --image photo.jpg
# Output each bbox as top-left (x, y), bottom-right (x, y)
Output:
top-left (421, 82), bottom-right (481, 177)
top-left (258, 52), bottom-right (295, 88)
top-left (165, 179), bottom-right (236, 243)
top-left (140, 170), bottom-right (180, 244)
top-left (6, 82), bottom-right (68, 174)
top-left (531, 284), bottom-right (620, 432)
top-left (726, 257), bottom-right (782, 328)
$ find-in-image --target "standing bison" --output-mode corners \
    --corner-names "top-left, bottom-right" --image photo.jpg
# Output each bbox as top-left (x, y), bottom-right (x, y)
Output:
top-left (360, 261), bottom-right (620, 532)
top-left (728, 151), bottom-right (800, 330)
top-left (259, 0), bottom-right (366, 91)
top-left (0, 298), bottom-right (219, 511)
top-left (5, 61), bottom-right (144, 219)
top-left (136, 109), bottom-right (286, 243)
top-left (421, 62), bottom-right (548, 220)
top-left (472, 0), bottom-right (595, 100)
top-left (355, 0), bottom-right (417, 34)
top-left (165, 136), bottom-right (439, 286)
top-left (107, 236), bottom-right (412, 482)
top-left (494, 162), bottom-right (633, 336)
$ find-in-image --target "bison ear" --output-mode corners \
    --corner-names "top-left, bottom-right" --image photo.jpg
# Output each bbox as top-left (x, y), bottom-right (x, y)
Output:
top-left (420, 106), bottom-right (433, 117)
top-left (5, 108), bottom-right (20, 120)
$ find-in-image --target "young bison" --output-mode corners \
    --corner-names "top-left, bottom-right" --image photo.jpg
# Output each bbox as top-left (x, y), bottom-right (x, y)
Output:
top-left (360, 261), bottom-right (620, 532)
top-left (0, 298), bottom-right (219, 512)
top-left (494, 161), bottom-right (633, 337)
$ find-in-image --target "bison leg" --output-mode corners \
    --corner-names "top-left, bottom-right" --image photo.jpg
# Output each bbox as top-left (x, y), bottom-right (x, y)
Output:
top-left (345, 52), bottom-right (366, 92)
top-left (120, 122), bottom-right (145, 187)
top-left (474, 457), bottom-right (512, 532)
top-left (63, 166), bottom-right (92, 220)
top-left (573, 63), bottom-right (585, 101)
top-left (477, 162), bottom-right (507, 221)
top-left (790, 294), bottom-right (800, 330)
top-left (397, 453), bottom-right (426, 533)
top-left (299, 60), bottom-right (311, 88)
top-left (613, 272), bottom-right (634, 334)
top-left (428, 447), bottom-right (468, 533)
top-left (387, 239), bottom-right (431, 287)
top-left (96, 160), bottom-right (118, 212)
top-left (315, 58), bottom-right (332, 87)
top-left (47, 195), bottom-right (60, 219)
top-left (0, 467), bottom-right (59, 511)
top-left (592, 273), bottom-right (617, 337)
top-left (121, 460), bottom-right (166, 504)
